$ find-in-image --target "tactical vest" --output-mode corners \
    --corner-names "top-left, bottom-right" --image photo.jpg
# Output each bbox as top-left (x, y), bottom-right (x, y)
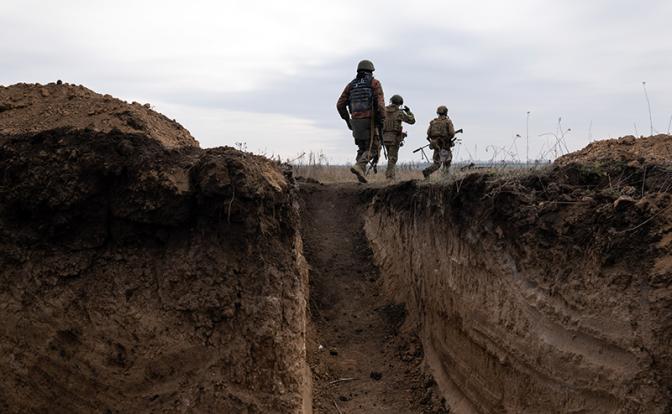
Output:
top-left (429, 117), bottom-right (450, 138)
top-left (383, 106), bottom-right (403, 134)
top-left (348, 75), bottom-right (373, 114)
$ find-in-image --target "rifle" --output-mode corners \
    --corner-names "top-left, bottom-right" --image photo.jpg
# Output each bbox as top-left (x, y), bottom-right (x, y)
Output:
top-left (413, 128), bottom-right (463, 155)
top-left (366, 104), bottom-right (385, 172)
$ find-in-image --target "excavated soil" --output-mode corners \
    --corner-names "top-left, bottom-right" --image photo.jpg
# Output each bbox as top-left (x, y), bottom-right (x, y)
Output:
top-left (1, 83), bottom-right (670, 413)
top-left (556, 134), bottom-right (672, 166)
top-left (0, 83), bottom-right (198, 148)
top-left (0, 127), bottom-right (310, 413)
top-left (299, 183), bottom-right (447, 414)
top-left (365, 136), bottom-right (672, 413)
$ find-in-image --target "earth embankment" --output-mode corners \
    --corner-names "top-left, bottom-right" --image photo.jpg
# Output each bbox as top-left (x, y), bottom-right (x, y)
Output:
top-left (2, 81), bottom-right (671, 413)
top-left (364, 137), bottom-right (672, 413)
top-left (0, 87), bottom-right (310, 412)
top-left (0, 82), bottom-right (198, 148)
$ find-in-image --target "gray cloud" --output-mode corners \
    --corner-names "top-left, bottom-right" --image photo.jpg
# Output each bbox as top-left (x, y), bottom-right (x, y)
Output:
top-left (1, 1), bottom-right (671, 163)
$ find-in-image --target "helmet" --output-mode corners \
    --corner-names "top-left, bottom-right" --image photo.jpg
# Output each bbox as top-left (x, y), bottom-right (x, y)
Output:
top-left (357, 59), bottom-right (375, 72)
top-left (390, 95), bottom-right (404, 105)
top-left (437, 105), bottom-right (448, 115)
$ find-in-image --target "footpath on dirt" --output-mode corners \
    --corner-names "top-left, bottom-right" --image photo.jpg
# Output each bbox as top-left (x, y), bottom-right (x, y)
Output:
top-left (300, 182), bottom-right (445, 414)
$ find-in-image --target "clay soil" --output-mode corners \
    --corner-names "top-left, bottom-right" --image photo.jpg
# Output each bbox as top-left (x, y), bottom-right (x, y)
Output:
top-left (1, 82), bottom-right (670, 413)
top-left (0, 83), bottom-right (198, 148)
top-left (300, 182), bottom-right (447, 414)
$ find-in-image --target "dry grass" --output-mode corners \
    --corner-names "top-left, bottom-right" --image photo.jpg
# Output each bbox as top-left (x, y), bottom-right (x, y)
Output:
top-left (292, 156), bottom-right (547, 185)
top-left (293, 163), bottom-right (423, 183)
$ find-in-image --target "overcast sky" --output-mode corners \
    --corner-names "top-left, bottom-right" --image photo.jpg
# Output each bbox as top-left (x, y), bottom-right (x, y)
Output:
top-left (2, 0), bottom-right (671, 163)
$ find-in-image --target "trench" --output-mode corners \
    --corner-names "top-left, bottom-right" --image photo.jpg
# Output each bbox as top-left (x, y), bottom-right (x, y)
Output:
top-left (2, 126), bottom-right (670, 413)
top-left (298, 179), bottom-right (671, 414)
top-left (299, 183), bottom-right (444, 414)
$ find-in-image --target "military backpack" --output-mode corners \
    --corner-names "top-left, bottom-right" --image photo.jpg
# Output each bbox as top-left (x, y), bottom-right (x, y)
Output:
top-left (348, 74), bottom-right (373, 114)
top-left (383, 106), bottom-right (403, 134)
top-left (429, 118), bottom-right (451, 139)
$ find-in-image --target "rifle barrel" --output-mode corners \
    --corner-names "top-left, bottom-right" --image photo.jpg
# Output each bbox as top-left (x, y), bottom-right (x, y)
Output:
top-left (413, 144), bottom-right (429, 153)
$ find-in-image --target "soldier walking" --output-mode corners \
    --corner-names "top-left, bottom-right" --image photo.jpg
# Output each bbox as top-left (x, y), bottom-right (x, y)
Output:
top-left (382, 94), bottom-right (415, 180)
top-left (336, 60), bottom-right (385, 183)
top-left (422, 105), bottom-right (456, 179)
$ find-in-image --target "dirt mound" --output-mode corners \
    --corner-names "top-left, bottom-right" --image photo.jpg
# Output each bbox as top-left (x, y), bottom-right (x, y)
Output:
top-left (0, 129), bottom-right (309, 413)
top-left (0, 83), bottom-right (198, 148)
top-left (556, 134), bottom-right (672, 166)
top-left (365, 149), bottom-right (672, 412)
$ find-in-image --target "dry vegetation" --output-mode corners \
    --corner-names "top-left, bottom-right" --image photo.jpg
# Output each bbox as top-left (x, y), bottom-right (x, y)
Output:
top-left (293, 163), bottom-right (423, 183)
top-left (291, 150), bottom-right (550, 184)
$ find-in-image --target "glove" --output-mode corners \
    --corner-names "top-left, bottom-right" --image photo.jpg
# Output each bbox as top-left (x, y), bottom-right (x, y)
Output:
top-left (344, 118), bottom-right (352, 130)
top-left (403, 105), bottom-right (411, 113)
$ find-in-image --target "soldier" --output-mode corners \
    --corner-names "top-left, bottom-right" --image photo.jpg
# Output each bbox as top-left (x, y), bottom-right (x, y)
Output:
top-left (336, 59), bottom-right (385, 183)
top-left (422, 105), bottom-right (456, 179)
top-left (382, 94), bottom-right (415, 180)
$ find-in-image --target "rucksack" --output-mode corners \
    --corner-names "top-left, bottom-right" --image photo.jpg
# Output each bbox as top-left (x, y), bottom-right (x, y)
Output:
top-left (429, 118), bottom-right (449, 138)
top-left (348, 74), bottom-right (373, 113)
top-left (383, 106), bottom-right (403, 133)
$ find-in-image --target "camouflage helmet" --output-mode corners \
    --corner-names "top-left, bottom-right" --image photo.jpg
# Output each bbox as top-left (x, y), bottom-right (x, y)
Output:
top-left (436, 105), bottom-right (448, 115)
top-left (390, 94), bottom-right (404, 105)
top-left (357, 59), bottom-right (375, 72)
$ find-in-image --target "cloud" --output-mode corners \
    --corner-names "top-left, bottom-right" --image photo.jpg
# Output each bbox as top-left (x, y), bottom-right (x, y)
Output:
top-left (155, 101), bottom-right (354, 163)
top-left (0, 0), bottom-right (380, 93)
top-left (1, 0), bottom-right (672, 163)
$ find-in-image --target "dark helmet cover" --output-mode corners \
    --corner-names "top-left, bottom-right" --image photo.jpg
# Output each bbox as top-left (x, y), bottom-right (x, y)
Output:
top-left (357, 59), bottom-right (375, 72)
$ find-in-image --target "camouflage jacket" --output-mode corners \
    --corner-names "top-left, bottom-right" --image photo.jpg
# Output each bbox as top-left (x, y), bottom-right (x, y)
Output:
top-left (382, 104), bottom-right (415, 143)
top-left (336, 75), bottom-right (385, 121)
top-left (427, 115), bottom-right (455, 148)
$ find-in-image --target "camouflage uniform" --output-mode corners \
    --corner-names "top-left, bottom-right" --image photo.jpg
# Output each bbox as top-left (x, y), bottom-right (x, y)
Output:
top-left (382, 104), bottom-right (415, 179)
top-left (422, 114), bottom-right (455, 178)
top-left (337, 70), bottom-right (385, 181)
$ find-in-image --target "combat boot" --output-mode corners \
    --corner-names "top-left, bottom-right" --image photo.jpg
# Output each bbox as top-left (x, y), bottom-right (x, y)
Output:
top-left (350, 165), bottom-right (368, 183)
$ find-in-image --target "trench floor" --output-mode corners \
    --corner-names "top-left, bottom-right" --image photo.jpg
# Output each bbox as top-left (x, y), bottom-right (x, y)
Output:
top-left (300, 182), bottom-right (434, 414)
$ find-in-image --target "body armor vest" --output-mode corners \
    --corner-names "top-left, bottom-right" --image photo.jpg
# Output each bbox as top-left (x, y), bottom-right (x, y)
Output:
top-left (348, 75), bottom-right (373, 114)
top-left (429, 118), bottom-right (450, 138)
top-left (383, 106), bottom-right (403, 134)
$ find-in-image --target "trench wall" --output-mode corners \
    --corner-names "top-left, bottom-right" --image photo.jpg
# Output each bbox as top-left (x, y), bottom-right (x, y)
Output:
top-left (364, 177), bottom-right (671, 414)
top-left (0, 130), bottom-right (311, 413)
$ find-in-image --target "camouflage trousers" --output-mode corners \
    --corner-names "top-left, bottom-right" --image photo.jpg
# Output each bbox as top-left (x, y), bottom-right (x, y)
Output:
top-left (423, 147), bottom-right (452, 176)
top-left (351, 118), bottom-right (378, 173)
top-left (384, 143), bottom-right (400, 179)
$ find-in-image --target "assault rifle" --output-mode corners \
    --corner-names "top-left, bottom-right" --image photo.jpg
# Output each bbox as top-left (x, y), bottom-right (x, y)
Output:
top-left (413, 128), bottom-right (463, 162)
